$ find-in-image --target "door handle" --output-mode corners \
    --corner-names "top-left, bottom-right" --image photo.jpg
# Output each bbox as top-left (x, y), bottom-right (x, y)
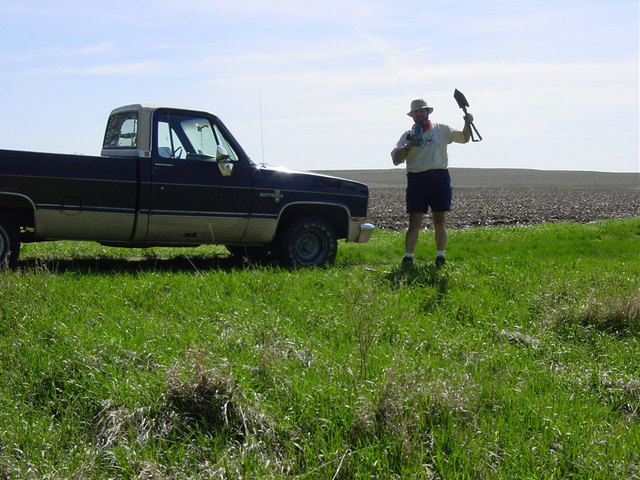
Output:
top-left (154, 163), bottom-right (174, 168)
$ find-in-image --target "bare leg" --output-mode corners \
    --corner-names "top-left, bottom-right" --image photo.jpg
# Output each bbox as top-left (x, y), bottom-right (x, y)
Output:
top-left (405, 212), bottom-right (424, 254)
top-left (431, 211), bottom-right (448, 252)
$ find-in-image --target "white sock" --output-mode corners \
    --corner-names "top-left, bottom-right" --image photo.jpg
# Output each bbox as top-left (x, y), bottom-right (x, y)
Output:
top-left (437, 250), bottom-right (446, 258)
top-left (404, 253), bottom-right (414, 259)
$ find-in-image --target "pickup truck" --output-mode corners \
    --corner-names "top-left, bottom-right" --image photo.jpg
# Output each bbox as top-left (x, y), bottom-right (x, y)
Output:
top-left (0, 104), bottom-right (374, 268)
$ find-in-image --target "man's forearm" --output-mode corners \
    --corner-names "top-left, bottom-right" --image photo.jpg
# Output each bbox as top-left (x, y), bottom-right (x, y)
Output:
top-left (392, 146), bottom-right (409, 165)
top-left (462, 122), bottom-right (472, 143)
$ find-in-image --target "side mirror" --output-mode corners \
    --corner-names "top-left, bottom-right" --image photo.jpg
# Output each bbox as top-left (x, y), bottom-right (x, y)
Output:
top-left (216, 145), bottom-right (230, 161)
top-left (216, 145), bottom-right (233, 177)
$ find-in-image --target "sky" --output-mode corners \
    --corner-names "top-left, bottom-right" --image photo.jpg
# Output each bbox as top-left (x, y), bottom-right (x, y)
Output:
top-left (0, 0), bottom-right (638, 173)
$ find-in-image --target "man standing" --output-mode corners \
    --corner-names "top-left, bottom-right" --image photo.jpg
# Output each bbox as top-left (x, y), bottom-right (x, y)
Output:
top-left (391, 98), bottom-right (473, 268)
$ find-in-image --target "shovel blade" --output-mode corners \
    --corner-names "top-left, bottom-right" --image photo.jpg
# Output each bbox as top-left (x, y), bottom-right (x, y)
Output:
top-left (453, 89), bottom-right (470, 109)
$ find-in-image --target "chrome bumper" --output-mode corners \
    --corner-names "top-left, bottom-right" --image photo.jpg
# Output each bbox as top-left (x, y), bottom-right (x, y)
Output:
top-left (348, 219), bottom-right (375, 243)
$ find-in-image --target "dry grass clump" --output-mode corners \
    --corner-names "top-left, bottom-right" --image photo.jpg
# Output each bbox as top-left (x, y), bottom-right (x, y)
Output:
top-left (553, 289), bottom-right (640, 336)
top-left (91, 358), bottom-right (247, 453)
top-left (91, 351), bottom-right (286, 477)
top-left (343, 365), bottom-right (483, 477)
top-left (164, 359), bottom-right (246, 439)
top-left (579, 290), bottom-right (640, 334)
top-left (92, 401), bottom-right (172, 451)
top-left (350, 365), bottom-right (477, 453)
top-left (497, 329), bottom-right (541, 349)
top-left (592, 377), bottom-right (640, 420)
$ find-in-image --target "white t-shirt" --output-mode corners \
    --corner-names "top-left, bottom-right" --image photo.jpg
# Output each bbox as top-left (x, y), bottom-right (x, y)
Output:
top-left (394, 122), bottom-right (467, 173)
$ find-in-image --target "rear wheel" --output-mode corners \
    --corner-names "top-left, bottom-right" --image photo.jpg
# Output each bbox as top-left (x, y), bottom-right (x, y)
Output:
top-left (276, 216), bottom-right (337, 268)
top-left (0, 213), bottom-right (20, 269)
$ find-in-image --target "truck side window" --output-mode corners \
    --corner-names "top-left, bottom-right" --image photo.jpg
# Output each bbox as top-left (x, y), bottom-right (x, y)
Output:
top-left (211, 124), bottom-right (239, 162)
top-left (103, 112), bottom-right (138, 148)
top-left (157, 121), bottom-right (186, 159)
top-left (175, 117), bottom-right (237, 161)
top-left (155, 112), bottom-right (239, 161)
top-left (181, 118), bottom-right (216, 157)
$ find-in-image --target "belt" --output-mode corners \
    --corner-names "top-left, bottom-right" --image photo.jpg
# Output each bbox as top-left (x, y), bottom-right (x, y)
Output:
top-left (408, 169), bottom-right (448, 175)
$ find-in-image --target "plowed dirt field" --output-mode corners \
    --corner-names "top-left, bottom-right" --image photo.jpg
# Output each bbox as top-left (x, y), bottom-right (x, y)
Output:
top-left (319, 168), bottom-right (640, 231)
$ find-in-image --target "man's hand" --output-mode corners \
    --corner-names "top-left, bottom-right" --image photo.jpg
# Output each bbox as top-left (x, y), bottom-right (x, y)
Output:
top-left (462, 113), bottom-right (474, 142)
top-left (392, 142), bottom-right (412, 165)
top-left (405, 135), bottom-right (419, 149)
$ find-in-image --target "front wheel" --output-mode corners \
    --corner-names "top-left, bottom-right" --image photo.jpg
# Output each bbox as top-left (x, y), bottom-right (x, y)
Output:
top-left (0, 213), bottom-right (20, 269)
top-left (276, 216), bottom-right (337, 268)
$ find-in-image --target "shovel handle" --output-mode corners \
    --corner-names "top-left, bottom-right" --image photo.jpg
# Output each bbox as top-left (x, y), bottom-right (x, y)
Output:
top-left (469, 122), bottom-right (482, 142)
top-left (462, 107), bottom-right (482, 142)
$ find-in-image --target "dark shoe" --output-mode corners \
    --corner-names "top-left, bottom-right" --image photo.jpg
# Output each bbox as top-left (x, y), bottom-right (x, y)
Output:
top-left (435, 255), bottom-right (446, 268)
top-left (401, 256), bottom-right (414, 269)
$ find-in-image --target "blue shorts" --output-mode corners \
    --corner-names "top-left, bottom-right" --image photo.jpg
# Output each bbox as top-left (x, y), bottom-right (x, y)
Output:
top-left (406, 169), bottom-right (452, 213)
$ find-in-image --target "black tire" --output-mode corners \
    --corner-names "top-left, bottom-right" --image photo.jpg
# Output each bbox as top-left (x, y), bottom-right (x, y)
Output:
top-left (0, 213), bottom-right (20, 269)
top-left (276, 216), bottom-right (337, 268)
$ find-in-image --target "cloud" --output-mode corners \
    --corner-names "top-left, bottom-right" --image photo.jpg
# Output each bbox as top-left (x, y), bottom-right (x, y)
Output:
top-left (27, 61), bottom-right (167, 76)
top-left (86, 61), bottom-right (167, 75)
top-left (159, 0), bottom-right (387, 23)
top-left (0, 42), bottom-right (117, 63)
top-left (196, 55), bottom-right (636, 100)
top-left (40, 42), bottom-right (117, 57)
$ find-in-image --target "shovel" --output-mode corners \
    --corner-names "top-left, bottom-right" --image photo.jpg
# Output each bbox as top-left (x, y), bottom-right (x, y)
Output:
top-left (453, 89), bottom-right (482, 142)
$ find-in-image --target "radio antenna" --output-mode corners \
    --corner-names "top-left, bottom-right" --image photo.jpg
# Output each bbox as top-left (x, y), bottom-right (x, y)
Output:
top-left (259, 92), bottom-right (266, 166)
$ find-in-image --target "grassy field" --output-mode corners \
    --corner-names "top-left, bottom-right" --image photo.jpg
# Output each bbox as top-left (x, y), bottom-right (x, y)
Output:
top-left (1, 218), bottom-right (639, 479)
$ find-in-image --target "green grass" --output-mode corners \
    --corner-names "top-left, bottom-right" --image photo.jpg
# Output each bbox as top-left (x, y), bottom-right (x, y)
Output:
top-left (1, 218), bottom-right (639, 479)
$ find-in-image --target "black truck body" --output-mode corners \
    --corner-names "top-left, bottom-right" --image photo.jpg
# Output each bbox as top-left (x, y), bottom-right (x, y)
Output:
top-left (0, 104), bottom-right (373, 268)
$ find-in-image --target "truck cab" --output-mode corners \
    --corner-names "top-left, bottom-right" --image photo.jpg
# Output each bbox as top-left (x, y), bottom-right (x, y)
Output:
top-left (102, 105), bottom-right (258, 246)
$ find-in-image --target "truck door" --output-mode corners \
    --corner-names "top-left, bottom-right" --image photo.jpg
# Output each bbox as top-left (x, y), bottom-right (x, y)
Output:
top-left (144, 110), bottom-right (253, 245)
